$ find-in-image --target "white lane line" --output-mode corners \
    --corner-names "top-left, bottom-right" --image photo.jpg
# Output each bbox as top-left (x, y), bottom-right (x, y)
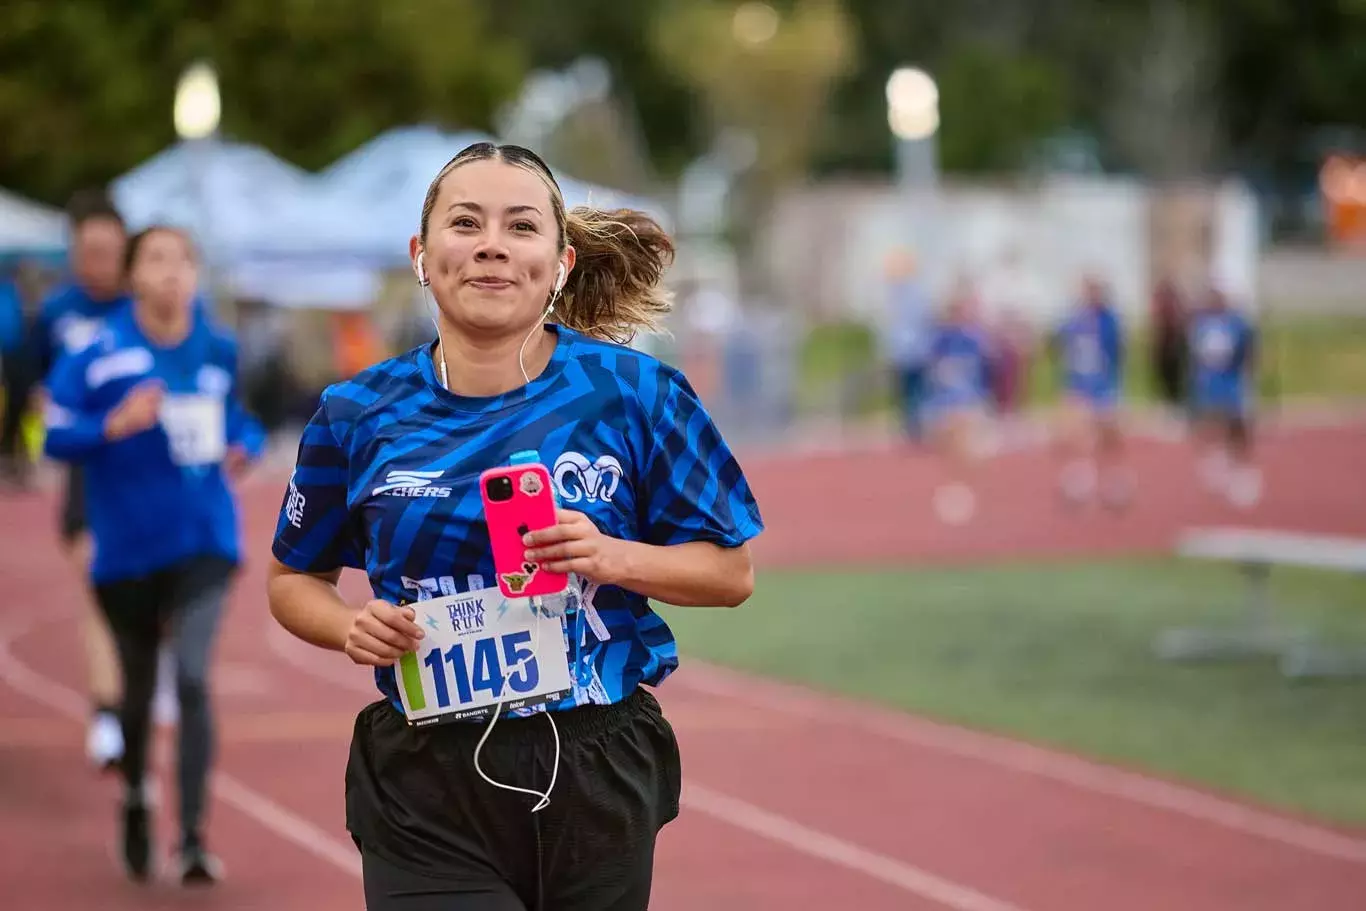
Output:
top-left (0, 610), bottom-right (361, 878)
top-left (676, 662), bottom-right (1366, 865)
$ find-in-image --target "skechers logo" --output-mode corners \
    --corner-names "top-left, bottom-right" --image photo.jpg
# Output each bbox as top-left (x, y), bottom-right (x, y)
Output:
top-left (372, 470), bottom-right (451, 498)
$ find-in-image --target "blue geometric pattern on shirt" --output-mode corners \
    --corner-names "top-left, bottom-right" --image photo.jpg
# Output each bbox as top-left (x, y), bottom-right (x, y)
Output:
top-left (272, 325), bottom-right (763, 718)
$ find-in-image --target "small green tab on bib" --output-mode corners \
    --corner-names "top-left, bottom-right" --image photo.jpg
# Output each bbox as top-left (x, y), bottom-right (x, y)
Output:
top-left (398, 652), bottom-right (426, 711)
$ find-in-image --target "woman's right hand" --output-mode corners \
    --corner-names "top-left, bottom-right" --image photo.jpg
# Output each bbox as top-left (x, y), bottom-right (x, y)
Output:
top-left (344, 600), bottom-right (425, 667)
top-left (104, 380), bottom-right (165, 441)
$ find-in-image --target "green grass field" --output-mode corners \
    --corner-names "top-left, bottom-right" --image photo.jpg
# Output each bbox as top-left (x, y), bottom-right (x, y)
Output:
top-left (663, 560), bottom-right (1366, 826)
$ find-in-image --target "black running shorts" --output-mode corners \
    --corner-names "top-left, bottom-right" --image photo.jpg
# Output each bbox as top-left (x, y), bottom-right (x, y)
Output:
top-left (347, 687), bottom-right (682, 911)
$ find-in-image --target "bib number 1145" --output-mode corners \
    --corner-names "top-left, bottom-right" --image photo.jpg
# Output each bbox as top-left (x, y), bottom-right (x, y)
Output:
top-left (410, 631), bottom-right (537, 709)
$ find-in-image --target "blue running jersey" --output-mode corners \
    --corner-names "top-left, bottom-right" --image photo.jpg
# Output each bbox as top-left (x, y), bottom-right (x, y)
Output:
top-left (42, 307), bottom-right (266, 582)
top-left (271, 325), bottom-right (764, 718)
top-left (1058, 304), bottom-right (1124, 401)
top-left (30, 282), bottom-right (133, 380)
top-left (925, 323), bottom-right (990, 410)
top-left (1189, 308), bottom-right (1255, 414)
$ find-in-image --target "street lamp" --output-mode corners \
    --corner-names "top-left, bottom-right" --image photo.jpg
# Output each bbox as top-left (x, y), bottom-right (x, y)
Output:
top-left (885, 66), bottom-right (939, 187)
top-left (885, 66), bottom-right (942, 302)
top-left (174, 61), bottom-right (221, 315)
top-left (174, 61), bottom-right (220, 141)
top-left (732, 2), bottom-right (779, 47)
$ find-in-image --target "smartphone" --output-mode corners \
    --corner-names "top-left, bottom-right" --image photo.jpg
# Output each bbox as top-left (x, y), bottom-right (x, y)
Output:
top-left (479, 462), bottom-right (568, 599)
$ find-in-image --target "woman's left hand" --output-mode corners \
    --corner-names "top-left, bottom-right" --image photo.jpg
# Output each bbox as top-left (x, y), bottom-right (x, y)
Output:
top-left (223, 444), bottom-right (252, 481)
top-left (523, 509), bottom-right (629, 584)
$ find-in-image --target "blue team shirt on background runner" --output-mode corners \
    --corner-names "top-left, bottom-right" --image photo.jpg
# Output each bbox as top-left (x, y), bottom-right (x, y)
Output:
top-left (30, 282), bottom-right (133, 380)
top-left (1189, 308), bottom-right (1254, 413)
top-left (925, 323), bottom-right (990, 409)
top-left (271, 324), bottom-right (764, 718)
top-left (42, 307), bottom-right (266, 582)
top-left (1058, 305), bottom-right (1124, 402)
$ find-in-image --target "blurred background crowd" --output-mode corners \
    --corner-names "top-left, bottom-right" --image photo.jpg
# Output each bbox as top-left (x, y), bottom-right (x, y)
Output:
top-left (2, 0), bottom-right (1364, 465)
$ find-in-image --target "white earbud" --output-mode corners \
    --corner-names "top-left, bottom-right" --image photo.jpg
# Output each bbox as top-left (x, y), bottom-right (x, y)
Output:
top-left (555, 263), bottom-right (567, 294)
top-left (415, 252), bottom-right (429, 287)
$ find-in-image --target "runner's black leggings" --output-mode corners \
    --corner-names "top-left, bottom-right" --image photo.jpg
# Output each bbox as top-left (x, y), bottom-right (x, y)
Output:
top-left (94, 555), bottom-right (234, 846)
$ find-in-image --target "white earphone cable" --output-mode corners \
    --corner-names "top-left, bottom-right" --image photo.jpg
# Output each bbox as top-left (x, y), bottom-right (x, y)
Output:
top-left (472, 595), bottom-right (560, 812)
top-left (417, 256), bottom-right (568, 811)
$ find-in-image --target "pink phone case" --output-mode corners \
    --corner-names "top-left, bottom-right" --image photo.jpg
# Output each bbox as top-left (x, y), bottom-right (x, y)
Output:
top-left (479, 463), bottom-right (569, 599)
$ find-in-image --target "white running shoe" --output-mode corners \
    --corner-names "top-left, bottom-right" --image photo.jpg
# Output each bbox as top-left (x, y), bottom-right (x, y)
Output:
top-left (1058, 459), bottom-right (1098, 506)
top-left (174, 844), bottom-right (225, 887)
top-left (933, 482), bottom-right (977, 526)
top-left (1225, 465), bottom-right (1263, 509)
top-left (1199, 450), bottom-right (1231, 493)
top-left (87, 711), bottom-right (124, 772)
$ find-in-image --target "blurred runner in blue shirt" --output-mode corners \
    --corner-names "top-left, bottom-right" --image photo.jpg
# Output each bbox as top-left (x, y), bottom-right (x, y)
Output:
top-left (30, 191), bottom-right (133, 773)
top-left (1052, 274), bottom-right (1133, 511)
top-left (881, 248), bottom-right (934, 441)
top-left (0, 271), bottom-right (36, 484)
top-left (1188, 284), bottom-right (1261, 507)
top-left (44, 225), bottom-right (264, 885)
top-left (923, 279), bottom-right (993, 525)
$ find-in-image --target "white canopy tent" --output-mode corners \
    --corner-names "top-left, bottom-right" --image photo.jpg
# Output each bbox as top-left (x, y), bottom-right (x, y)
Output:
top-left (111, 138), bottom-right (310, 263)
top-left (0, 188), bottom-right (66, 254)
top-left (111, 139), bottom-right (380, 308)
top-left (241, 125), bottom-right (670, 269)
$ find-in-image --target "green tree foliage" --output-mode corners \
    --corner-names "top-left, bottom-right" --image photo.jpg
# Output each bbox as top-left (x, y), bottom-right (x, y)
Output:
top-left (0, 0), bottom-right (1363, 205)
top-left (934, 44), bottom-right (1071, 175)
top-left (0, 0), bottom-right (524, 204)
top-left (650, 0), bottom-right (857, 190)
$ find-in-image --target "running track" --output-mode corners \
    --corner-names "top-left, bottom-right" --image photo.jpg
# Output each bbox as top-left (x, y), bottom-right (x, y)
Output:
top-left (2, 418), bottom-right (1365, 910)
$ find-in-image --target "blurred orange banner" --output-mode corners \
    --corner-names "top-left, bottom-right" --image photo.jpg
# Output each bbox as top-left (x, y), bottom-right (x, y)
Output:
top-left (1321, 154), bottom-right (1366, 251)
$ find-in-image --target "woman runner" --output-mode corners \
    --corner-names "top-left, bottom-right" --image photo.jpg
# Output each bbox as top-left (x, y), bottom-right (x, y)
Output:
top-left (922, 280), bottom-right (994, 525)
top-left (267, 142), bottom-right (763, 911)
top-left (43, 225), bottom-right (264, 884)
top-left (1052, 274), bottom-right (1132, 510)
top-left (30, 192), bottom-right (133, 771)
top-left (1188, 284), bottom-right (1261, 507)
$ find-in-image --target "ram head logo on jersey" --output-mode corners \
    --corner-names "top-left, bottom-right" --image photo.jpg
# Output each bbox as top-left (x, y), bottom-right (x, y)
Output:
top-left (552, 452), bottom-right (624, 504)
top-left (372, 469), bottom-right (452, 498)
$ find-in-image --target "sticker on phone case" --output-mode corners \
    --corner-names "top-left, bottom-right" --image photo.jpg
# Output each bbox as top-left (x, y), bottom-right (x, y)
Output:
top-left (519, 471), bottom-right (545, 497)
top-left (501, 561), bottom-right (540, 594)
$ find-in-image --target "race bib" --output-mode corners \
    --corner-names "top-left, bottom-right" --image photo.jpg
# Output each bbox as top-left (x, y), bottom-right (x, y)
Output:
top-left (397, 588), bottom-right (573, 727)
top-left (1069, 336), bottom-right (1102, 375)
top-left (1198, 329), bottom-right (1234, 367)
top-left (934, 355), bottom-right (972, 390)
top-left (160, 394), bottom-right (226, 467)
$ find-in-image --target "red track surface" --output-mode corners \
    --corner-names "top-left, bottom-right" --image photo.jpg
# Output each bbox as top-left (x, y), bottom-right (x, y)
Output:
top-left (2, 420), bottom-right (1365, 910)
